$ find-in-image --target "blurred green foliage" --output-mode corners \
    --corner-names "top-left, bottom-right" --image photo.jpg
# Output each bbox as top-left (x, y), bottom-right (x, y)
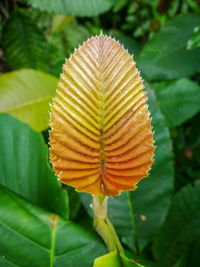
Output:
top-left (0, 0), bottom-right (200, 266)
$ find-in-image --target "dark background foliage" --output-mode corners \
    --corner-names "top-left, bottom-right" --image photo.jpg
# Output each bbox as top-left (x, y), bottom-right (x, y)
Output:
top-left (0, 0), bottom-right (200, 266)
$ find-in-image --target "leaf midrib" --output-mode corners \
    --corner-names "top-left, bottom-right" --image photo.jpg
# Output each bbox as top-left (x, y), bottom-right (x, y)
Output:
top-left (99, 35), bottom-right (105, 181)
top-left (50, 215), bottom-right (58, 267)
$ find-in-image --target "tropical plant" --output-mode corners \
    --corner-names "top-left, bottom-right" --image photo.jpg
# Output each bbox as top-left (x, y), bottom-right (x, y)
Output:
top-left (0, 0), bottom-right (200, 266)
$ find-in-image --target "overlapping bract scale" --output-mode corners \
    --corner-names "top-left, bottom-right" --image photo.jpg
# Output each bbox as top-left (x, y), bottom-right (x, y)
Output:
top-left (50, 34), bottom-right (155, 196)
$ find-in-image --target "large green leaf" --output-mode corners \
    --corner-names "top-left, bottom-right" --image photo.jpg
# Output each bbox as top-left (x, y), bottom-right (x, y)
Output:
top-left (2, 9), bottom-right (49, 71)
top-left (25, 0), bottom-right (114, 17)
top-left (93, 251), bottom-right (140, 267)
top-left (151, 78), bottom-right (200, 127)
top-left (81, 87), bottom-right (174, 252)
top-left (0, 69), bottom-right (58, 131)
top-left (0, 186), bottom-right (107, 267)
top-left (138, 14), bottom-right (200, 81)
top-left (0, 114), bottom-right (68, 218)
top-left (153, 183), bottom-right (200, 266)
top-left (108, 192), bottom-right (135, 250)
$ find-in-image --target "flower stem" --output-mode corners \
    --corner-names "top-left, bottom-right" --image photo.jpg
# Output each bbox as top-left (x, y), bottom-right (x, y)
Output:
top-left (92, 195), bottom-right (124, 255)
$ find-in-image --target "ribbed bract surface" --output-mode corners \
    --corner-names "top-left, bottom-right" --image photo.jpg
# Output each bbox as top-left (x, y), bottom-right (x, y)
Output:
top-left (50, 34), bottom-right (155, 196)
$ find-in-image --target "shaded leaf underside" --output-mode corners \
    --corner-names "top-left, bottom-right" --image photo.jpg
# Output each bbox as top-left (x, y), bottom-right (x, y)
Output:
top-left (50, 35), bottom-right (155, 196)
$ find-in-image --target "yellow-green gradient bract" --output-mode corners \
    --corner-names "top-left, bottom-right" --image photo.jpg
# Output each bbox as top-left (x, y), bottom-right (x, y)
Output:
top-left (49, 34), bottom-right (155, 196)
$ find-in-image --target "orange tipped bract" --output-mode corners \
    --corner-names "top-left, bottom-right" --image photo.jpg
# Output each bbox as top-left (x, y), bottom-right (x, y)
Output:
top-left (49, 34), bottom-right (155, 196)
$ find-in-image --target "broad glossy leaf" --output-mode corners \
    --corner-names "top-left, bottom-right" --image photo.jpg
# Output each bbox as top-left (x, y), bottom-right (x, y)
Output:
top-left (50, 35), bottom-right (155, 196)
top-left (108, 191), bottom-right (135, 249)
top-left (0, 69), bottom-right (58, 131)
top-left (153, 183), bottom-right (200, 266)
top-left (151, 78), bottom-right (200, 127)
top-left (2, 9), bottom-right (49, 71)
top-left (93, 251), bottom-right (140, 267)
top-left (81, 88), bottom-right (174, 251)
top-left (187, 24), bottom-right (200, 50)
top-left (138, 14), bottom-right (200, 81)
top-left (0, 114), bottom-right (68, 218)
top-left (0, 186), bottom-right (107, 267)
top-left (25, 0), bottom-right (114, 17)
top-left (130, 87), bottom-right (174, 251)
top-left (66, 186), bottom-right (81, 220)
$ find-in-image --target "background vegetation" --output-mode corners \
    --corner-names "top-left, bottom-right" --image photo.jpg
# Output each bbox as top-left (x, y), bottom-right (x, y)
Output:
top-left (0, 0), bottom-right (200, 266)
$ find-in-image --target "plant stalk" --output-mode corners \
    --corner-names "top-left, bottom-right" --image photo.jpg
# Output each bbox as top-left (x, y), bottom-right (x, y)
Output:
top-left (92, 195), bottom-right (124, 255)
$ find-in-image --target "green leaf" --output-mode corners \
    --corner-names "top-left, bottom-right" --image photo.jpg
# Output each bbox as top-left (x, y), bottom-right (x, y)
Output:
top-left (125, 250), bottom-right (160, 267)
top-left (153, 184), bottom-right (200, 266)
top-left (151, 78), bottom-right (200, 127)
top-left (108, 192), bottom-right (135, 250)
top-left (175, 240), bottom-right (200, 267)
top-left (48, 33), bottom-right (66, 77)
top-left (0, 114), bottom-right (68, 218)
top-left (0, 186), bottom-right (107, 267)
top-left (81, 87), bottom-right (174, 252)
top-left (51, 15), bottom-right (73, 33)
top-left (93, 251), bottom-right (141, 267)
top-left (2, 9), bottom-right (49, 71)
top-left (25, 0), bottom-right (114, 17)
top-left (66, 186), bottom-right (81, 220)
top-left (187, 24), bottom-right (200, 50)
top-left (0, 69), bottom-right (58, 131)
top-left (138, 13), bottom-right (200, 81)
top-left (112, 0), bottom-right (129, 13)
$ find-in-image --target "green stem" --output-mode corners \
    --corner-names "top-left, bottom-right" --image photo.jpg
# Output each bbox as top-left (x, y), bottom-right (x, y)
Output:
top-left (92, 195), bottom-right (124, 255)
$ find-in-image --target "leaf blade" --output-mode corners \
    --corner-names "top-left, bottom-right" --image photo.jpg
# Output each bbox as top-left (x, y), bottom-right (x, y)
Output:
top-left (50, 35), bottom-right (155, 196)
top-left (153, 183), bottom-right (200, 266)
top-left (0, 186), bottom-right (107, 267)
top-left (93, 251), bottom-right (141, 267)
top-left (0, 69), bottom-right (58, 131)
top-left (0, 114), bottom-right (68, 218)
top-left (138, 14), bottom-right (200, 81)
top-left (2, 9), bottom-right (49, 71)
top-left (151, 78), bottom-right (200, 127)
top-left (25, 0), bottom-right (114, 17)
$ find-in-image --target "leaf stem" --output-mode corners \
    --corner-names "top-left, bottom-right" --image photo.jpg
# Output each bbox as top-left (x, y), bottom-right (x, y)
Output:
top-left (92, 195), bottom-right (124, 255)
